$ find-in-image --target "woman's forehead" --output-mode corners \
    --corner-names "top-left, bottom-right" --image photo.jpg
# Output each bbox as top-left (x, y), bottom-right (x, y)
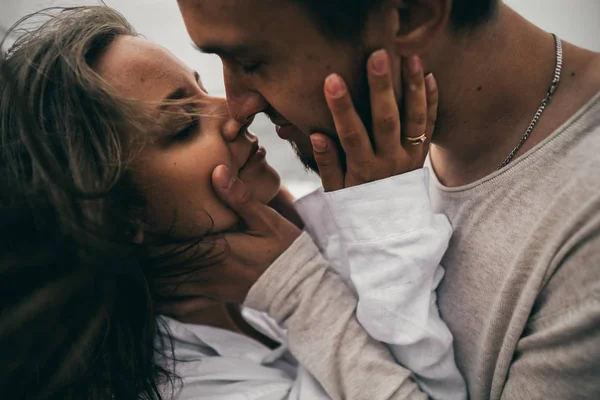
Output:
top-left (94, 35), bottom-right (194, 100)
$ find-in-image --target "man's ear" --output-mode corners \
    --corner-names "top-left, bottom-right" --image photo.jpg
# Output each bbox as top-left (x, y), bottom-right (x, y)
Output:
top-left (387, 0), bottom-right (451, 56)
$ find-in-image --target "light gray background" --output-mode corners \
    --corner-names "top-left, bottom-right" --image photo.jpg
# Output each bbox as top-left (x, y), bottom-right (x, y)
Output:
top-left (2, 0), bottom-right (599, 196)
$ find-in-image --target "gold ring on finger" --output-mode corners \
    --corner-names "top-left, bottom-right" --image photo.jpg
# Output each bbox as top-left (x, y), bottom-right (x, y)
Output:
top-left (405, 133), bottom-right (427, 146)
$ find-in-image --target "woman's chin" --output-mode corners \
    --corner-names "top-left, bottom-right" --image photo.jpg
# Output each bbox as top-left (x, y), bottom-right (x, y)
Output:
top-left (243, 164), bottom-right (281, 205)
top-left (255, 176), bottom-right (282, 205)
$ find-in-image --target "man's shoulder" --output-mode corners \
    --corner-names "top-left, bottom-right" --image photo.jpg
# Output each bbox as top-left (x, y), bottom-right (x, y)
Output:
top-left (537, 90), bottom-right (600, 194)
top-left (525, 99), bottom-right (600, 316)
top-left (557, 92), bottom-right (600, 192)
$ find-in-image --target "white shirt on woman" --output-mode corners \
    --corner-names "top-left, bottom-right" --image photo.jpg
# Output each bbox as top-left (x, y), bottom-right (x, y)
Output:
top-left (161, 168), bottom-right (466, 400)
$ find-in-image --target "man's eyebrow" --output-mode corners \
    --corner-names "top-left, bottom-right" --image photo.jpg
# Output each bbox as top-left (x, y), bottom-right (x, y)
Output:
top-left (191, 41), bottom-right (255, 57)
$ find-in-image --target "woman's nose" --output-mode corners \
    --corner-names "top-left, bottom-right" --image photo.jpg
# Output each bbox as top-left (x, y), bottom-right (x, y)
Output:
top-left (212, 97), bottom-right (242, 142)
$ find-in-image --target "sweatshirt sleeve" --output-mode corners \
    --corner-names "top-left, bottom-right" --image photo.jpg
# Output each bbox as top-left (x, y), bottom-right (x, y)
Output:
top-left (323, 168), bottom-right (467, 400)
top-left (244, 232), bottom-right (428, 400)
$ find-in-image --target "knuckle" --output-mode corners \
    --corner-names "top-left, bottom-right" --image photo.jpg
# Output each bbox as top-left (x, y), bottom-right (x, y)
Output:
top-left (341, 129), bottom-right (364, 147)
top-left (352, 159), bottom-right (377, 179)
top-left (408, 83), bottom-right (422, 94)
top-left (376, 114), bottom-right (399, 133)
top-left (332, 95), bottom-right (354, 113)
top-left (233, 186), bottom-right (253, 207)
top-left (409, 111), bottom-right (427, 126)
top-left (373, 77), bottom-right (392, 92)
top-left (316, 156), bottom-right (335, 168)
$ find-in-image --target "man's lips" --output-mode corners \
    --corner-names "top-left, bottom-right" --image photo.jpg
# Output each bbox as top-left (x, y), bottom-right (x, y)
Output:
top-left (267, 112), bottom-right (299, 140)
top-left (274, 121), bottom-right (291, 129)
top-left (266, 112), bottom-right (289, 126)
top-left (275, 123), bottom-right (296, 140)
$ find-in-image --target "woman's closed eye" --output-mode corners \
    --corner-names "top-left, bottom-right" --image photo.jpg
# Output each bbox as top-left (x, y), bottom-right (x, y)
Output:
top-left (173, 115), bottom-right (201, 142)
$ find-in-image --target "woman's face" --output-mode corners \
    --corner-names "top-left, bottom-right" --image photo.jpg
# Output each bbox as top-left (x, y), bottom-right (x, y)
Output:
top-left (95, 35), bottom-right (280, 236)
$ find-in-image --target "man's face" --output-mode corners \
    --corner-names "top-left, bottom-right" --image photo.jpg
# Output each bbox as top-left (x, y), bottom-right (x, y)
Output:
top-left (177, 0), bottom-right (372, 171)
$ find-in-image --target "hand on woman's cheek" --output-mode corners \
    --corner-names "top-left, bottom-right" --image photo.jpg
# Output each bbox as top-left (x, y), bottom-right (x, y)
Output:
top-left (130, 146), bottom-right (281, 237)
top-left (131, 157), bottom-right (239, 236)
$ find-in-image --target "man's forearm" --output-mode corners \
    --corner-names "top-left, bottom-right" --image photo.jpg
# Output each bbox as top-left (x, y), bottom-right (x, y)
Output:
top-left (245, 232), bottom-right (428, 400)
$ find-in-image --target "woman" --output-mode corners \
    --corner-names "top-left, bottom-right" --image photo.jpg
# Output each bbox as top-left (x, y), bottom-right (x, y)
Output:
top-left (0, 6), bottom-right (463, 400)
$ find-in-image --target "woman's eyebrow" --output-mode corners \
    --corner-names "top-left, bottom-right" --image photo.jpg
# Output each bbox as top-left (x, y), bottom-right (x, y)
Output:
top-left (159, 87), bottom-right (188, 111)
top-left (159, 71), bottom-right (201, 111)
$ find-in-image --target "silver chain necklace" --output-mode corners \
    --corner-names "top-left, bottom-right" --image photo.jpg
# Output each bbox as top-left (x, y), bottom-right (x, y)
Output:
top-left (497, 34), bottom-right (563, 170)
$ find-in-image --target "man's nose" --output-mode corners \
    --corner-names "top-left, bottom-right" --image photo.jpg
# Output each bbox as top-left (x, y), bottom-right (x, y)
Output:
top-left (223, 65), bottom-right (269, 124)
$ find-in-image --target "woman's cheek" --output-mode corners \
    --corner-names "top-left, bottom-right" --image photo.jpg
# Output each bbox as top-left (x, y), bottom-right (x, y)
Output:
top-left (190, 195), bottom-right (236, 233)
top-left (250, 166), bottom-right (281, 205)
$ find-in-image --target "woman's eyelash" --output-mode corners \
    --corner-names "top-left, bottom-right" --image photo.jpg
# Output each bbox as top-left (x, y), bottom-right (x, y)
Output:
top-left (174, 116), bottom-right (200, 141)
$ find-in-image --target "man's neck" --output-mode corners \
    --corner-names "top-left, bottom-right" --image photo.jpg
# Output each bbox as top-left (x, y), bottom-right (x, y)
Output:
top-left (425, 5), bottom-right (594, 187)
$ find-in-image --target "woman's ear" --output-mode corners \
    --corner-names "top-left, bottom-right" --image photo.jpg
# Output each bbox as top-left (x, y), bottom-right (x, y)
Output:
top-left (388, 0), bottom-right (451, 56)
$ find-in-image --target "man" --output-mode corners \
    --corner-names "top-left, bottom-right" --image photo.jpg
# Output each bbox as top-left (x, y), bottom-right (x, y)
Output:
top-left (176, 0), bottom-right (600, 398)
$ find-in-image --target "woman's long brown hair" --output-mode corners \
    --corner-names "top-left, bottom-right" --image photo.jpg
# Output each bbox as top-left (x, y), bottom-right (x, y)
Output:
top-left (0, 6), bottom-right (184, 399)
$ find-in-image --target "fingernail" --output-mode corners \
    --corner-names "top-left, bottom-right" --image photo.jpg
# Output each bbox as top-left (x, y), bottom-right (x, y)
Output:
top-left (218, 167), bottom-right (235, 189)
top-left (325, 74), bottom-right (346, 98)
top-left (405, 56), bottom-right (421, 75)
top-left (310, 135), bottom-right (328, 153)
top-left (425, 73), bottom-right (437, 92)
top-left (222, 176), bottom-right (236, 190)
top-left (371, 49), bottom-right (388, 75)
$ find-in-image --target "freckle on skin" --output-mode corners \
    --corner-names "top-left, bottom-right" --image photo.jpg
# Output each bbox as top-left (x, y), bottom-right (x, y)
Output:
top-left (571, 72), bottom-right (576, 77)
top-left (477, 85), bottom-right (483, 92)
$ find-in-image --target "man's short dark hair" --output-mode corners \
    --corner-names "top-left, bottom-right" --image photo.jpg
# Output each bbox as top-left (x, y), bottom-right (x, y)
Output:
top-left (293, 0), bottom-right (498, 39)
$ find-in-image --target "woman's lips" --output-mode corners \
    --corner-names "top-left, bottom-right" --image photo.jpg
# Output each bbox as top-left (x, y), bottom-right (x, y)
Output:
top-left (239, 142), bottom-right (267, 172)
